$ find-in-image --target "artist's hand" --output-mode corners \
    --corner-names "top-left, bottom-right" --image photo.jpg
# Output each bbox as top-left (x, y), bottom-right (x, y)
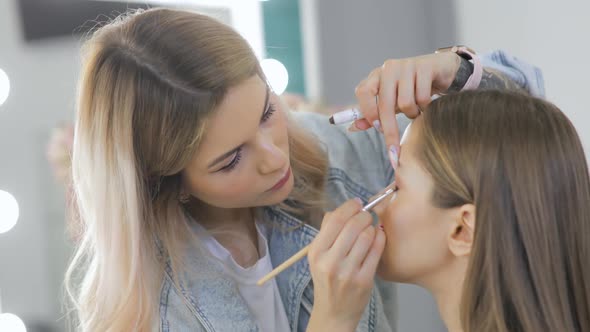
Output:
top-left (353, 52), bottom-right (461, 168)
top-left (306, 199), bottom-right (386, 332)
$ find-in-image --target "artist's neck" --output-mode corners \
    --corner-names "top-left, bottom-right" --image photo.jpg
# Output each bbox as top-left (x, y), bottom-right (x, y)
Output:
top-left (187, 199), bottom-right (259, 267)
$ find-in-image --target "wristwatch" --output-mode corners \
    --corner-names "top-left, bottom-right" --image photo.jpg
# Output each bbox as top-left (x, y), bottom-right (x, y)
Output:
top-left (435, 45), bottom-right (483, 91)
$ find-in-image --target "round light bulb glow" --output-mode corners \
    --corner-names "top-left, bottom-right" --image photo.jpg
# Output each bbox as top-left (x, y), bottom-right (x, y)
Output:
top-left (0, 68), bottom-right (10, 106)
top-left (0, 190), bottom-right (19, 234)
top-left (0, 313), bottom-right (27, 332)
top-left (261, 58), bottom-right (289, 95)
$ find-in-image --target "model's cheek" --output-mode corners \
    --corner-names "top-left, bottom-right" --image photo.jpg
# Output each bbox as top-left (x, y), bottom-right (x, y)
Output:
top-left (379, 198), bottom-right (414, 237)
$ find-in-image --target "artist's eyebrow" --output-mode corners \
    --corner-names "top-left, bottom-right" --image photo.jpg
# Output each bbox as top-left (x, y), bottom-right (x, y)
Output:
top-left (258, 86), bottom-right (271, 121)
top-left (207, 147), bottom-right (242, 169)
top-left (207, 87), bottom-right (270, 169)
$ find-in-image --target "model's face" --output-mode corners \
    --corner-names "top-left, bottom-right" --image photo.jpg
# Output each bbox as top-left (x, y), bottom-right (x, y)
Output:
top-left (375, 118), bottom-right (457, 283)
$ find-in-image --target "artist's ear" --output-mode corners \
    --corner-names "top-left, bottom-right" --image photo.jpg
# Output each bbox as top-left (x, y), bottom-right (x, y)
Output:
top-left (447, 204), bottom-right (475, 257)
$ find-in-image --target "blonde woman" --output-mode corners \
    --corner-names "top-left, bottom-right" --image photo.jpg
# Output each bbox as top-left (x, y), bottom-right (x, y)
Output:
top-left (66, 8), bottom-right (541, 331)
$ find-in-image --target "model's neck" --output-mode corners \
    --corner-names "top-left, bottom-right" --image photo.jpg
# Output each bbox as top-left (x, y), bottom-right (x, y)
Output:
top-left (419, 258), bottom-right (469, 332)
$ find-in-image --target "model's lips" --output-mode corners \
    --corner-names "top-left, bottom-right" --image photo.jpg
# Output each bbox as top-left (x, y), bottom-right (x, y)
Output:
top-left (268, 167), bottom-right (291, 192)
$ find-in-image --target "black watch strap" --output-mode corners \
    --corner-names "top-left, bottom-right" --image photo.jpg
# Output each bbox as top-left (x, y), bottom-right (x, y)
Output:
top-left (447, 57), bottom-right (475, 93)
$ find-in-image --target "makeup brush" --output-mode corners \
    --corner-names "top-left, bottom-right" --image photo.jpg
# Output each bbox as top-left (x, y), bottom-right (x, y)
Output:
top-left (257, 188), bottom-right (395, 286)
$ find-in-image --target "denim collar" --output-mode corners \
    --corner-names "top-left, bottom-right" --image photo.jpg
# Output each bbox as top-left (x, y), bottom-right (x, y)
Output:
top-left (165, 206), bottom-right (316, 331)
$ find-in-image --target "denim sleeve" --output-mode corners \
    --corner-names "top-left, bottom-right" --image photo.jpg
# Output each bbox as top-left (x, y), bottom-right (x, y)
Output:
top-left (481, 50), bottom-right (546, 97)
top-left (292, 111), bottom-right (410, 195)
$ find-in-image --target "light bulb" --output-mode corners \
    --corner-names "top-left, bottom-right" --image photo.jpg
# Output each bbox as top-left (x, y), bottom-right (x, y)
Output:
top-left (0, 313), bottom-right (27, 332)
top-left (0, 68), bottom-right (10, 106)
top-left (0, 190), bottom-right (19, 234)
top-left (261, 59), bottom-right (289, 95)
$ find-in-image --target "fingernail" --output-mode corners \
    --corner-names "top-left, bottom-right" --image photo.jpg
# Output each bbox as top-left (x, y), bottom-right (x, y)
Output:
top-left (388, 145), bottom-right (399, 170)
top-left (373, 120), bottom-right (382, 132)
top-left (354, 197), bottom-right (363, 205)
top-left (347, 122), bottom-right (362, 132)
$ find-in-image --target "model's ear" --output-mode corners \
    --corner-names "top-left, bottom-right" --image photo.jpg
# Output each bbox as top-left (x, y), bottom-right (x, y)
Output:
top-left (447, 204), bottom-right (475, 257)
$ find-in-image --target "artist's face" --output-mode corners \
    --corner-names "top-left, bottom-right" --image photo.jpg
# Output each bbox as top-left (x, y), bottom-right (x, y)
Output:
top-left (182, 76), bottom-right (293, 208)
top-left (374, 118), bottom-right (457, 284)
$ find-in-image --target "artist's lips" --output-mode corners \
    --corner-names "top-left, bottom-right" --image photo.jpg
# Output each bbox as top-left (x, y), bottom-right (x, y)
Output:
top-left (268, 167), bottom-right (291, 192)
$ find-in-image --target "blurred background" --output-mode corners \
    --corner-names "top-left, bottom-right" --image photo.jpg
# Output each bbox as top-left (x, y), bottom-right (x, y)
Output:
top-left (0, 0), bottom-right (588, 331)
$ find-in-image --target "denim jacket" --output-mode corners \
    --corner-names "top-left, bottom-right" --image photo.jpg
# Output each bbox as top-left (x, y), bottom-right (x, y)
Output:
top-left (158, 51), bottom-right (544, 332)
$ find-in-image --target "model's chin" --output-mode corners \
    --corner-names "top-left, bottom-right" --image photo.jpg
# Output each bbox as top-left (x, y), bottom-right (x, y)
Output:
top-left (376, 261), bottom-right (392, 280)
top-left (376, 258), bottom-right (403, 282)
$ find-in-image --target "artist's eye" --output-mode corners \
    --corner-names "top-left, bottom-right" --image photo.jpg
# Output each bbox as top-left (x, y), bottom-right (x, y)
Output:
top-left (261, 104), bottom-right (276, 123)
top-left (219, 147), bottom-right (243, 172)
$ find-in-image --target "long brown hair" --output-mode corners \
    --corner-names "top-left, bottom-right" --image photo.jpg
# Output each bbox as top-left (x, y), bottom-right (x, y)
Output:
top-left (66, 8), bottom-right (326, 331)
top-left (418, 90), bottom-right (590, 331)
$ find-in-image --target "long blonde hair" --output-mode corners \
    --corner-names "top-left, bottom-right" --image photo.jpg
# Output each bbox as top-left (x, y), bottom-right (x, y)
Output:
top-left (66, 8), bottom-right (327, 331)
top-left (418, 90), bottom-right (590, 331)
